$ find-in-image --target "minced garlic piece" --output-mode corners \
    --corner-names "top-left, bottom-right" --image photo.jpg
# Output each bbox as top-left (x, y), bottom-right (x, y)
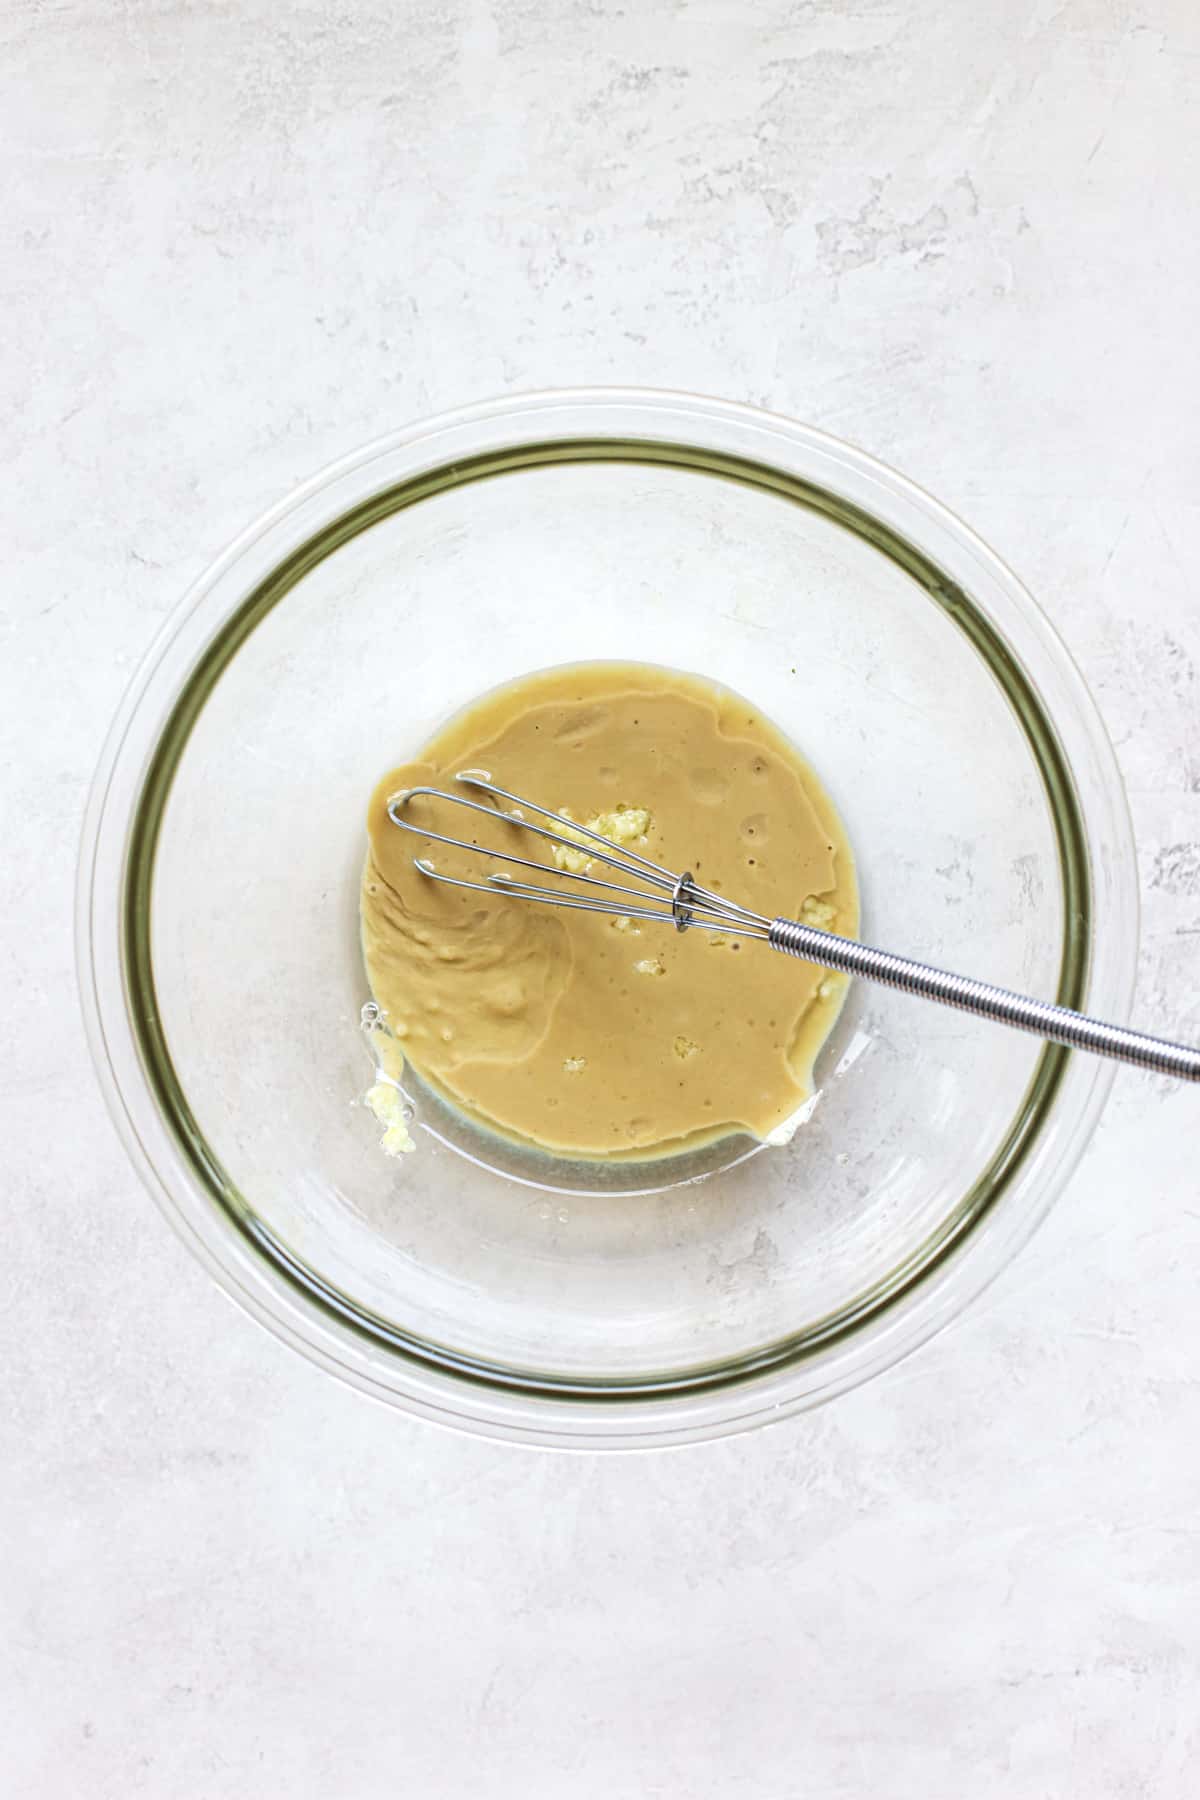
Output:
top-left (365, 1078), bottom-right (415, 1156)
top-left (551, 804), bottom-right (651, 874)
top-left (362, 1011), bottom-right (415, 1156)
top-left (801, 895), bottom-right (836, 929)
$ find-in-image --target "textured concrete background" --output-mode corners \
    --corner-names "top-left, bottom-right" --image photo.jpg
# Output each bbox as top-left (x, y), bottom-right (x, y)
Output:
top-left (4, 2), bottom-right (1200, 1794)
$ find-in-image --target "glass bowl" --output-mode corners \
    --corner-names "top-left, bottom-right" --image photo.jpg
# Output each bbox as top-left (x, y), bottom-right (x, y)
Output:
top-left (78, 389), bottom-right (1137, 1448)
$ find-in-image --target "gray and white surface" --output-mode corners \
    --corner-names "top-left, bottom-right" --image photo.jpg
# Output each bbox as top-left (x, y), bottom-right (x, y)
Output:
top-left (4, 2), bottom-right (1200, 1793)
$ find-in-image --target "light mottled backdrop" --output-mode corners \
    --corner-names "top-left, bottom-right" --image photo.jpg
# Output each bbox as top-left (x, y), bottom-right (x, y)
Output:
top-left (4, 2), bottom-right (1199, 1794)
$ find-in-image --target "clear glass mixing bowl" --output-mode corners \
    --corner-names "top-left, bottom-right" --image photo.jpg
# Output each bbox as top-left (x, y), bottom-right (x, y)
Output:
top-left (77, 390), bottom-right (1137, 1447)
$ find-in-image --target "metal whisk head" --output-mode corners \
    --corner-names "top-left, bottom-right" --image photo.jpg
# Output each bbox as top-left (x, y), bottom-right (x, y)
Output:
top-left (387, 772), bottom-right (774, 941)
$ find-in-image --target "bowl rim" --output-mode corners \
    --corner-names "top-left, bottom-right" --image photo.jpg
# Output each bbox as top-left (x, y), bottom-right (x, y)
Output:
top-left (77, 386), bottom-right (1138, 1447)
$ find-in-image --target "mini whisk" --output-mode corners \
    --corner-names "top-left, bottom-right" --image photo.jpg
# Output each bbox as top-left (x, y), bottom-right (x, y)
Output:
top-left (389, 773), bottom-right (1200, 1083)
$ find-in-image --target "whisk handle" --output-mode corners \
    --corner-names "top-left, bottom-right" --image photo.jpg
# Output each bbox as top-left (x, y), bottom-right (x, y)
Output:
top-left (769, 918), bottom-right (1200, 1083)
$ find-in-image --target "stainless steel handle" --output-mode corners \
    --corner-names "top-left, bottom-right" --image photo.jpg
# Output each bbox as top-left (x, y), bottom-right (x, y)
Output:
top-left (770, 918), bottom-right (1200, 1083)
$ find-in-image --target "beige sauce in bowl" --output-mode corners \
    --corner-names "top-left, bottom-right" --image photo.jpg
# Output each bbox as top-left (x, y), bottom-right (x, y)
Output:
top-left (361, 663), bottom-right (858, 1159)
